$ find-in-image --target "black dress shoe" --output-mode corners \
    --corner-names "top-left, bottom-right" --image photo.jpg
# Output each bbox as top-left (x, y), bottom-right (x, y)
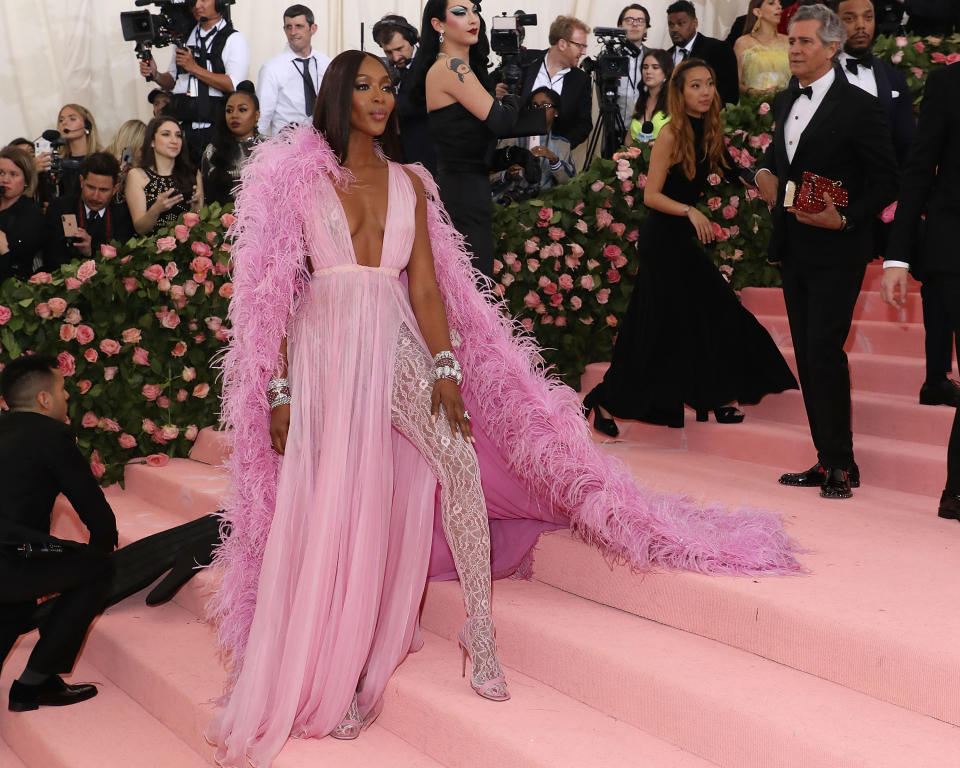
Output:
top-left (919, 379), bottom-right (960, 407)
top-left (9, 676), bottom-right (98, 711)
top-left (779, 462), bottom-right (860, 488)
top-left (696, 406), bottom-right (745, 424)
top-left (820, 468), bottom-right (853, 499)
top-left (938, 491), bottom-right (960, 521)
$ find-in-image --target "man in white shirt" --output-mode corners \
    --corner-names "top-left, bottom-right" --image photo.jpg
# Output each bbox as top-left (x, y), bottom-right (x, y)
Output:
top-left (616, 4), bottom-right (650, 130)
top-left (138, 0), bottom-right (250, 163)
top-left (257, 4), bottom-right (332, 136)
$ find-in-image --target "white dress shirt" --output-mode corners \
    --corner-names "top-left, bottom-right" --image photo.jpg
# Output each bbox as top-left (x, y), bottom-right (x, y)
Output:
top-left (839, 52), bottom-right (878, 97)
top-left (257, 45), bottom-right (333, 136)
top-left (783, 67), bottom-right (835, 164)
top-left (532, 55), bottom-right (569, 94)
top-left (672, 33), bottom-right (698, 66)
top-left (165, 19), bottom-right (251, 130)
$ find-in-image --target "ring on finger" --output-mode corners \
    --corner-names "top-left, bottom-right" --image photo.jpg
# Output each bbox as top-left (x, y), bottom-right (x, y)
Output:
top-left (463, 410), bottom-right (471, 421)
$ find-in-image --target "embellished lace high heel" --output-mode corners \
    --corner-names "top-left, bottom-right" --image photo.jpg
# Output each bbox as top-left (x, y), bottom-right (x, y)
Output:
top-left (458, 615), bottom-right (510, 702)
top-left (582, 389), bottom-right (619, 438)
top-left (331, 693), bottom-right (362, 740)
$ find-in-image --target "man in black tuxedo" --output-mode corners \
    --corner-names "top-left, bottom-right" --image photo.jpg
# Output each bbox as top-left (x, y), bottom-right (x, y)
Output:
top-left (43, 152), bottom-right (134, 271)
top-left (839, 0), bottom-right (959, 408)
top-left (666, 0), bottom-right (739, 106)
top-left (516, 15), bottom-right (594, 150)
top-left (373, 14), bottom-right (437, 176)
top-left (0, 355), bottom-right (116, 710)
top-left (882, 62), bottom-right (960, 519)
top-left (755, 4), bottom-right (898, 498)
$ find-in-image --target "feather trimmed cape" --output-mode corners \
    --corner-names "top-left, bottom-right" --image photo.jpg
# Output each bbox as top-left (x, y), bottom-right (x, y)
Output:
top-left (209, 124), bottom-right (802, 681)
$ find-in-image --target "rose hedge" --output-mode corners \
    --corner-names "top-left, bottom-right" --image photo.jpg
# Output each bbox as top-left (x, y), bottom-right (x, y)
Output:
top-left (0, 205), bottom-right (235, 485)
top-left (493, 33), bottom-right (960, 383)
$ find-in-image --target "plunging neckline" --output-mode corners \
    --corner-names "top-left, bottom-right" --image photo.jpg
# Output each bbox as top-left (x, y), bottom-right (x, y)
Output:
top-left (333, 160), bottom-right (394, 270)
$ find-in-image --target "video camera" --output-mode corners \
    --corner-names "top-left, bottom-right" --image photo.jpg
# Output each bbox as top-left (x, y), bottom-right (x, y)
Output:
top-left (490, 10), bottom-right (538, 94)
top-left (37, 130), bottom-right (83, 176)
top-left (581, 27), bottom-right (641, 160)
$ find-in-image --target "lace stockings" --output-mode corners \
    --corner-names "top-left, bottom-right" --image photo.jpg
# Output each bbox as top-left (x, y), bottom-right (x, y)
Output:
top-left (390, 325), bottom-right (507, 697)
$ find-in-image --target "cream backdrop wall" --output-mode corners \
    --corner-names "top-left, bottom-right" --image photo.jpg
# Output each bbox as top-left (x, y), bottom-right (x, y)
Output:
top-left (1, 0), bottom-right (743, 147)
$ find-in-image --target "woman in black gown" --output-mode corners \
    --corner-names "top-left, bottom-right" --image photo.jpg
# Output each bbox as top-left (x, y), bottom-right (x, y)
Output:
top-left (408, 0), bottom-right (546, 278)
top-left (583, 59), bottom-right (797, 432)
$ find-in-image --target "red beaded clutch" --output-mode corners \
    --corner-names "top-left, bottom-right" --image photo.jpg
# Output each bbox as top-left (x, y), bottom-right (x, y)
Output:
top-left (784, 171), bottom-right (849, 213)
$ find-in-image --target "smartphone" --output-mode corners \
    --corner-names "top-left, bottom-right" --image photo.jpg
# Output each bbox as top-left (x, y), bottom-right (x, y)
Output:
top-left (34, 138), bottom-right (52, 156)
top-left (61, 214), bottom-right (79, 239)
top-left (121, 146), bottom-right (134, 165)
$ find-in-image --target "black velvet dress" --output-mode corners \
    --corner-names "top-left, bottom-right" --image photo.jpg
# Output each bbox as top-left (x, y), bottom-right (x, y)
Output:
top-left (591, 117), bottom-right (798, 428)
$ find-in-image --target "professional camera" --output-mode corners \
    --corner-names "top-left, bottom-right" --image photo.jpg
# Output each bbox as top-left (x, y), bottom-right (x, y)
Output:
top-left (37, 130), bottom-right (83, 176)
top-left (490, 10), bottom-right (538, 94)
top-left (582, 27), bottom-right (641, 160)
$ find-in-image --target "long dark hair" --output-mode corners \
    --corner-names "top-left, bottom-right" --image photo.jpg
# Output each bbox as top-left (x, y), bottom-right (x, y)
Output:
top-left (206, 82), bottom-right (259, 202)
top-left (406, 0), bottom-right (493, 110)
top-left (313, 50), bottom-right (403, 164)
top-left (139, 117), bottom-right (196, 194)
top-left (632, 49), bottom-right (674, 121)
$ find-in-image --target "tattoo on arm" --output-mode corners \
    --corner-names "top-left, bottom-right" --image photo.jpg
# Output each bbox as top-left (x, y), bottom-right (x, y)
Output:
top-left (448, 57), bottom-right (471, 83)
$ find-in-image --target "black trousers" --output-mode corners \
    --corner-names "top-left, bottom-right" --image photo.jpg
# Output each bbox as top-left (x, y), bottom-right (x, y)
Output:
top-left (0, 547), bottom-right (112, 677)
top-left (780, 256), bottom-right (867, 468)
top-left (925, 271), bottom-right (960, 494)
top-left (921, 280), bottom-right (959, 381)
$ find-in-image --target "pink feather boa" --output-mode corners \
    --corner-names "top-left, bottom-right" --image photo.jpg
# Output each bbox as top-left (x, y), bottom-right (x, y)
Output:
top-left (208, 125), bottom-right (802, 682)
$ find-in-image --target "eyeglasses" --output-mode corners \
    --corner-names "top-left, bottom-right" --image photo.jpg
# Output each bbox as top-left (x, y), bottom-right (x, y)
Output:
top-left (530, 102), bottom-right (557, 110)
top-left (563, 39), bottom-right (589, 52)
top-left (622, 16), bottom-right (648, 26)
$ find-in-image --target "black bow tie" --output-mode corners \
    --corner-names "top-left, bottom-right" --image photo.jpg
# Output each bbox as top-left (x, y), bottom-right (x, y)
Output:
top-left (845, 55), bottom-right (873, 74)
top-left (789, 83), bottom-right (813, 100)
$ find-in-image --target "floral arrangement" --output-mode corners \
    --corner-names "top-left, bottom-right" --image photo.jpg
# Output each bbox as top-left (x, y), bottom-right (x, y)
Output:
top-left (0, 205), bottom-right (234, 485)
top-left (874, 32), bottom-right (960, 105)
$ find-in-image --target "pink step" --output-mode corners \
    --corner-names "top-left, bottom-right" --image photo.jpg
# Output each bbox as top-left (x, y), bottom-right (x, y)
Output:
top-left (0, 739), bottom-right (27, 768)
top-left (0, 641), bottom-right (207, 768)
top-left (188, 428), bottom-right (231, 467)
top-left (740, 286), bottom-right (926, 324)
top-left (84, 598), bottom-right (708, 768)
top-left (122, 460), bottom-right (227, 521)
top-left (421, 579), bottom-right (960, 768)
top-left (756, 314), bottom-right (926, 358)
top-left (861, 261), bottom-right (921, 293)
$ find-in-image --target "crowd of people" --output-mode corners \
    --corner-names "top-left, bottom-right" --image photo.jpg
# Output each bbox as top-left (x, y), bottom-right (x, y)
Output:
top-left (1, 1), bottom-right (958, 767)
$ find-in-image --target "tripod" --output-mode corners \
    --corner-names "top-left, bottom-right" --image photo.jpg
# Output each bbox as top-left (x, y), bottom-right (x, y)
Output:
top-left (585, 75), bottom-right (626, 161)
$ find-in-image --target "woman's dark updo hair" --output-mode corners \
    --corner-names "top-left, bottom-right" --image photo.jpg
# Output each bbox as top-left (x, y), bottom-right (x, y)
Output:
top-left (313, 50), bottom-right (404, 164)
top-left (138, 116), bottom-right (196, 196)
top-left (406, 0), bottom-right (493, 110)
top-left (205, 81), bottom-right (260, 204)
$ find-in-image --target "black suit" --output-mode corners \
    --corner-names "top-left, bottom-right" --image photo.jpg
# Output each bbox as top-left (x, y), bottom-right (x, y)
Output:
top-left (887, 63), bottom-right (960, 493)
top-left (761, 72), bottom-right (898, 469)
top-left (0, 411), bottom-right (118, 677)
top-left (0, 196), bottom-right (44, 284)
top-left (671, 33), bottom-right (740, 106)
top-left (395, 56), bottom-right (438, 177)
top-left (43, 195), bottom-right (135, 272)
top-left (519, 51), bottom-right (593, 149)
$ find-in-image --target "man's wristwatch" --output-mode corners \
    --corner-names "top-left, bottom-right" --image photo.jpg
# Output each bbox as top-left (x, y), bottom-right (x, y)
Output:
top-left (838, 213), bottom-right (848, 231)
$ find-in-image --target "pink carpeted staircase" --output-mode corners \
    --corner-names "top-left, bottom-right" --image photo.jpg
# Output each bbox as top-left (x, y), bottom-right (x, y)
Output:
top-left (2, 265), bottom-right (959, 767)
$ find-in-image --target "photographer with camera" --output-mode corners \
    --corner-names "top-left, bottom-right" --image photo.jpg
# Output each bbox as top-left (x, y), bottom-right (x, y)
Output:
top-left (373, 14), bottom-right (437, 175)
top-left (34, 104), bottom-right (103, 202)
top-left (616, 5), bottom-right (651, 135)
top-left (137, 0), bottom-right (250, 165)
top-left (0, 147), bottom-right (44, 284)
top-left (513, 15), bottom-right (594, 150)
top-left (43, 153), bottom-right (135, 271)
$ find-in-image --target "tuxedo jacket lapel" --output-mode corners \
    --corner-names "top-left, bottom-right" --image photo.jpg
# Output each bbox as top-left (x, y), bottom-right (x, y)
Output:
top-left (872, 57), bottom-right (894, 112)
top-left (790, 75), bottom-right (845, 170)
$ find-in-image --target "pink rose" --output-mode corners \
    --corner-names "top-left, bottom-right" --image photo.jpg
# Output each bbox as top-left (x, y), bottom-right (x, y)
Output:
top-left (526, 258), bottom-right (540, 272)
top-left (606, 314), bottom-right (618, 327)
top-left (76, 325), bottom-right (95, 345)
top-left (57, 351), bottom-right (75, 377)
top-left (82, 411), bottom-right (99, 428)
top-left (204, 316), bottom-right (222, 331)
top-left (207, 230), bottom-right (217, 243)
top-left (182, 211), bottom-right (200, 228)
top-left (143, 264), bottom-right (165, 282)
top-left (708, 196), bottom-right (722, 211)
top-left (142, 384), bottom-right (162, 401)
top-left (606, 269), bottom-right (621, 284)
top-left (184, 424), bottom-right (199, 441)
top-left (159, 425), bottom-right (179, 441)
top-left (541, 280), bottom-right (557, 295)
top-left (557, 274), bottom-right (574, 291)
top-left (501, 273), bottom-right (515, 287)
top-left (523, 239), bottom-right (539, 254)
top-left (64, 277), bottom-right (83, 291)
top-left (118, 433), bottom-right (137, 449)
top-left (48, 298), bottom-right (67, 316)
top-left (910, 66), bottom-right (925, 79)
top-left (555, 316), bottom-right (567, 327)
top-left (564, 254), bottom-right (581, 270)
top-left (549, 293), bottom-right (563, 307)
top-left (575, 219), bottom-right (589, 233)
top-left (587, 259), bottom-right (600, 270)
top-left (548, 226), bottom-right (565, 241)
top-left (157, 395), bottom-right (170, 408)
top-left (523, 290), bottom-right (542, 308)
top-left (220, 213), bottom-right (236, 228)
top-left (84, 348), bottom-right (98, 364)
top-left (722, 205), bottom-right (737, 220)
top-left (122, 328), bottom-right (142, 344)
top-left (881, 201), bottom-right (898, 224)
top-left (913, 41), bottom-right (925, 52)
top-left (948, 53), bottom-right (960, 65)
top-left (636, 173), bottom-right (647, 189)
top-left (76, 260), bottom-right (97, 282)
top-left (596, 209), bottom-right (613, 229)
top-left (520, 317), bottom-right (534, 332)
top-left (537, 207), bottom-right (553, 221)
top-left (104, 366), bottom-right (118, 380)
top-left (176, 388), bottom-right (188, 402)
top-left (215, 327), bottom-right (230, 342)
top-left (141, 418), bottom-right (157, 434)
top-left (169, 285), bottom-right (185, 302)
top-left (217, 281), bottom-right (233, 301)
top-left (191, 242), bottom-right (213, 260)
top-left (76, 379), bottom-right (92, 395)
top-left (626, 229), bottom-right (639, 242)
top-left (35, 303), bottom-right (52, 319)
top-left (65, 308), bottom-right (81, 324)
top-left (158, 278), bottom-right (171, 292)
top-left (171, 341), bottom-right (187, 357)
top-left (603, 244), bottom-right (622, 261)
top-left (610, 222), bottom-right (626, 238)
top-left (570, 296), bottom-right (582, 310)
top-left (99, 338), bottom-right (121, 356)
top-left (100, 243), bottom-right (117, 259)
top-left (146, 453), bottom-right (169, 467)
top-left (59, 324), bottom-right (77, 342)
top-left (613, 254), bottom-right (628, 269)
top-left (123, 277), bottom-right (139, 293)
top-left (891, 50), bottom-right (904, 64)
top-left (204, 280), bottom-right (214, 295)
top-left (164, 262), bottom-right (179, 280)
top-left (621, 180), bottom-right (634, 194)
top-left (596, 288), bottom-right (611, 305)
top-left (90, 451), bottom-right (105, 479)
top-left (580, 275), bottom-right (595, 291)
top-left (183, 280), bottom-right (198, 297)
top-left (156, 236), bottom-right (177, 253)
top-left (174, 224), bottom-right (190, 242)
top-left (194, 333), bottom-right (206, 344)
top-left (758, 102), bottom-right (771, 116)
top-left (160, 310), bottom-right (180, 329)
top-left (132, 347), bottom-right (150, 366)
top-left (590, 180), bottom-right (604, 193)
top-left (28, 272), bottom-right (53, 285)
top-left (895, 35), bottom-right (908, 47)
top-left (192, 383), bottom-right (210, 399)
top-left (182, 366), bottom-right (197, 382)
top-left (510, 260), bottom-right (521, 273)
top-left (98, 417), bottom-right (121, 433)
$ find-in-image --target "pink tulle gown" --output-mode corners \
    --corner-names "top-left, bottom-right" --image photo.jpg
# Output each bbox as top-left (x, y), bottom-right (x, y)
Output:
top-left (207, 162), bottom-right (505, 766)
